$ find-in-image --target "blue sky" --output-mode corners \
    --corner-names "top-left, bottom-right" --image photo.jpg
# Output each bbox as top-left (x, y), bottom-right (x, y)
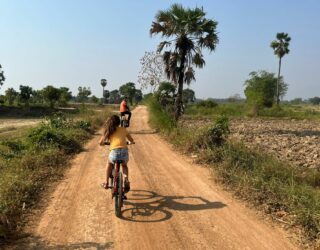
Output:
top-left (1, 0), bottom-right (320, 100)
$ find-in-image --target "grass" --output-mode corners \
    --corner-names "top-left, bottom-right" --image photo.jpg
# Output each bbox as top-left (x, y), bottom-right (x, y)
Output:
top-left (0, 106), bottom-right (111, 240)
top-left (147, 97), bottom-right (320, 246)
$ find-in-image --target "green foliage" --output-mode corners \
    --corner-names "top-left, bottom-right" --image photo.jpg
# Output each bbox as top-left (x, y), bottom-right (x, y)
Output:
top-left (119, 82), bottom-right (136, 105)
top-left (196, 99), bottom-right (218, 108)
top-left (309, 96), bottom-right (320, 105)
top-left (193, 116), bottom-right (230, 149)
top-left (182, 88), bottom-right (195, 104)
top-left (4, 88), bottom-right (18, 105)
top-left (154, 82), bottom-right (176, 112)
top-left (77, 86), bottom-right (91, 103)
top-left (146, 95), bottom-right (176, 133)
top-left (109, 89), bottom-right (121, 104)
top-left (244, 71), bottom-right (288, 108)
top-left (42, 85), bottom-right (61, 108)
top-left (134, 89), bottom-right (143, 103)
top-left (58, 87), bottom-right (72, 106)
top-left (19, 85), bottom-right (33, 107)
top-left (91, 95), bottom-right (99, 104)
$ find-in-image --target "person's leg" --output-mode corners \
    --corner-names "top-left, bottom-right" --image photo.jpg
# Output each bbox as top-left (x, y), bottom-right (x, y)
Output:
top-left (122, 163), bottom-right (129, 181)
top-left (105, 161), bottom-right (113, 186)
top-left (122, 162), bottom-right (130, 193)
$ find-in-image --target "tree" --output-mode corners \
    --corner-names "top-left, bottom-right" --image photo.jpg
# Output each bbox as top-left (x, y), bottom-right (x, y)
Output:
top-left (0, 64), bottom-right (5, 90)
top-left (182, 88), bottom-right (195, 104)
top-left (134, 89), bottom-right (143, 103)
top-left (31, 90), bottom-right (44, 104)
top-left (4, 88), bottom-right (18, 105)
top-left (155, 81), bottom-right (176, 109)
top-left (101, 79), bottom-right (107, 103)
top-left (77, 87), bottom-right (91, 103)
top-left (228, 94), bottom-right (242, 103)
top-left (271, 32), bottom-right (291, 105)
top-left (244, 71), bottom-right (288, 108)
top-left (150, 4), bottom-right (219, 120)
top-left (138, 51), bottom-right (165, 92)
top-left (91, 95), bottom-right (99, 104)
top-left (103, 90), bottom-right (110, 103)
top-left (19, 85), bottom-right (33, 107)
top-left (42, 85), bottom-right (61, 108)
top-left (59, 87), bottom-right (72, 106)
top-left (119, 82), bottom-right (136, 105)
top-left (109, 89), bottom-right (121, 104)
top-left (309, 96), bottom-right (320, 105)
top-left (290, 98), bottom-right (303, 104)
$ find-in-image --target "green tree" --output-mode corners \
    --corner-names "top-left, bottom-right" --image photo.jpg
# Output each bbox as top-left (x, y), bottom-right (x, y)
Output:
top-left (42, 85), bottom-right (61, 108)
top-left (270, 32), bottom-right (291, 105)
top-left (77, 87), bottom-right (91, 103)
top-left (0, 64), bottom-right (5, 90)
top-left (155, 81), bottom-right (176, 109)
top-left (58, 87), bottom-right (72, 106)
top-left (91, 95), bottom-right (99, 104)
top-left (150, 4), bottom-right (219, 120)
top-left (134, 89), bottom-right (143, 103)
top-left (309, 96), bottom-right (320, 105)
top-left (182, 88), bottom-right (195, 104)
top-left (19, 85), bottom-right (33, 107)
top-left (109, 89), bottom-right (121, 104)
top-left (119, 82), bottom-right (136, 105)
top-left (31, 90), bottom-right (44, 104)
top-left (4, 88), bottom-right (18, 105)
top-left (244, 71), bottom-right (288, 108)
top-left (103, 90), bottom-right (110, 103)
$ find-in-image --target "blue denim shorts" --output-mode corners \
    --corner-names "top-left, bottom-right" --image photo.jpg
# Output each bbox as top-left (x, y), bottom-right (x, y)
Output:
top-left (108, 148), bottom-right (129, 164)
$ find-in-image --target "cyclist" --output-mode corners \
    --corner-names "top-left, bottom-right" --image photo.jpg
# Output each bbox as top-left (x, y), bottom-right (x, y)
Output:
top-left (120, 97), bottom-right (131, 127)
top-left (99, 115), bottom-right (135, 193)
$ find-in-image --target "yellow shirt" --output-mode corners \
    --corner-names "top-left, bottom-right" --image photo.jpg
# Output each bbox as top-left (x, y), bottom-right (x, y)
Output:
top-left (109, 127), bottom-right (133, 150)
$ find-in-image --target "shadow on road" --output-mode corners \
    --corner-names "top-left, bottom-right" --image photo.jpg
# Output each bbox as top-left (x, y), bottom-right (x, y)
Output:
top-left (2, 235), bottom-right (113, 250)
top-left (121, 190), bottom-right (226, 223)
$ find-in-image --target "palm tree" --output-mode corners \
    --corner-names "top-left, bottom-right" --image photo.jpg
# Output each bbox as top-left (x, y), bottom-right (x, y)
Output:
top-left (101, 79), bottom-right (107, 103)
top-left (270, 32), bottom-right (291, 105)
top-left (150, 4), bottom-right (219, 120)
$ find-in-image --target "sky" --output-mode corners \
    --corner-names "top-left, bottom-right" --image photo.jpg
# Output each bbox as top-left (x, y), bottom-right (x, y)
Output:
top-left (1, 0), bottom-right (320, 100)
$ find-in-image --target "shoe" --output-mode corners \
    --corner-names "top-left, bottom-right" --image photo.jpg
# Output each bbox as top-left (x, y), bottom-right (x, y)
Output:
top-left (124, 180), bottom-right (130, 193)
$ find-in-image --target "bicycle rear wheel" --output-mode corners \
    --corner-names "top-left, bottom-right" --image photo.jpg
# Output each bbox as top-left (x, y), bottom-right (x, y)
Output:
top-left (115, 172), bottom-right (123, 217)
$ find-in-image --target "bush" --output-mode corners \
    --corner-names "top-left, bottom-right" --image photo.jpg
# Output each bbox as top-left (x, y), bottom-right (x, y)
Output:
top-left (193, 116), bottom-right (230, 149)
top-left (196, 100), bottom-right (218, 108)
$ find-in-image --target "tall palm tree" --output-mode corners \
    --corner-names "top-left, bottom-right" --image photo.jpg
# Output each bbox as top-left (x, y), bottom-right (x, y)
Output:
top-left (101, 79), bottom-right (107, 102)
top-left (150, 4), bottom-right (219, 120)
top-left (270, 32), bottom-right (291, 105)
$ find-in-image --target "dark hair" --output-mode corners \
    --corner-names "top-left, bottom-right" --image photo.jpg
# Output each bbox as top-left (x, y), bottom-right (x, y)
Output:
top-left (103, 115), bottom-right (120, 139)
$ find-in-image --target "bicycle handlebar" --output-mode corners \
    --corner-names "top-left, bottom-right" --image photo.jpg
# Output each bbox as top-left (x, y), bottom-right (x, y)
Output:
top-left (104, 141), bottom-right (135, 145)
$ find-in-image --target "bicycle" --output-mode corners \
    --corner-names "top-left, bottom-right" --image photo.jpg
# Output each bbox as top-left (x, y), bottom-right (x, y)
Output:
top-left (104, 141), bottom-right (134, 217)
top-left (120, 113), bottom-right (129, 128)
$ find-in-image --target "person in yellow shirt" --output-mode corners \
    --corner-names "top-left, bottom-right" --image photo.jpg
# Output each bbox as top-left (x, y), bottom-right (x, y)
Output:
top-left (99, 115), bottom-right (135, 192)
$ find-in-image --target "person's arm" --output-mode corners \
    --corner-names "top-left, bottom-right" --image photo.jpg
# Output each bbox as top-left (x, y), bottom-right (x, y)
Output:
top-left (99, 132), bottom-right (106, 146)
top-left (126, 131), bottom-right (135, 143)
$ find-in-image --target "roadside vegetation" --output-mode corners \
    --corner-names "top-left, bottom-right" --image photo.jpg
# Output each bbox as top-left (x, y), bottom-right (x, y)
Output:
top-left (146, 95), bottom-right (320, 246)
top-left (0, 106), bottom-right (111, 239)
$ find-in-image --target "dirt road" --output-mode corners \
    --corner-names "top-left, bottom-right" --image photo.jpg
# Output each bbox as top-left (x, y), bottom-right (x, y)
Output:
top-left (13, 106), bottom-right (298, 249)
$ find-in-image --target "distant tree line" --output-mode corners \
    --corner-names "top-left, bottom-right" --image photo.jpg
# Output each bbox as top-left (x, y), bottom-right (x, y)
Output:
top-left (0, 82), bottom-right (143, 108)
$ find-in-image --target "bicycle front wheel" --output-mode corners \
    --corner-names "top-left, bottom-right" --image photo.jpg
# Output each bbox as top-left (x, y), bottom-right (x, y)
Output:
top-left (115, 172), bottom-right (123, 217)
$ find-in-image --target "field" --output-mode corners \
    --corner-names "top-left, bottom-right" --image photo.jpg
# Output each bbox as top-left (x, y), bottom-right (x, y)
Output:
top-left (180, 117), bottom-right (320, 170)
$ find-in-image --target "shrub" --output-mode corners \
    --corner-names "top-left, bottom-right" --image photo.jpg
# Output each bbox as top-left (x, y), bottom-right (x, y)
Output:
top-left (196, 100), bottom-right (218, 108)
